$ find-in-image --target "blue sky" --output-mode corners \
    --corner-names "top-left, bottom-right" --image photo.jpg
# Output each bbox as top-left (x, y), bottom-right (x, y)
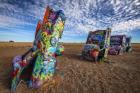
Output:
top-left (0, 0), bottom-right (140, 43)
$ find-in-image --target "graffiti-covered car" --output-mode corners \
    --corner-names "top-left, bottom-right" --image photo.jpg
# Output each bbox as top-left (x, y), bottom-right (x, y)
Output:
top-left (82, 28), bottom-right (111, 62)
top-left (11, 6), bottom-right (66, 92)
top-left (109, 35), bottom-right (127, 55)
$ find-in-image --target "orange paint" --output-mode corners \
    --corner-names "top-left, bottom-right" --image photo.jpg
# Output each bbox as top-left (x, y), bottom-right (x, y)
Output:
top-left (90, 49), bottom-right (99, 58)
top-left (43, 6), bottom-right (50, 23)
top-left (35, 21), bottom-right (41, 38)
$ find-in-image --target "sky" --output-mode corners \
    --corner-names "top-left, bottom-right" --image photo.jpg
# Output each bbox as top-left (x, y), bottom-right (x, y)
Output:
top-left (0, 0), bottom-right (140, 43)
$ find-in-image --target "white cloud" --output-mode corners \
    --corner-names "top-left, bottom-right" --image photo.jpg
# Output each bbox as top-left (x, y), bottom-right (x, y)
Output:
top-left (0, 0), bottom-right (140, 42)
top-left (112, 19), bottom-right (140, 32)
top-left (0, 15), bottom-right (35, 28)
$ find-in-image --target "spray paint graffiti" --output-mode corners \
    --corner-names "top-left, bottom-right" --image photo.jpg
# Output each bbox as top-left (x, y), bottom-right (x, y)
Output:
top-left (109, 35), bottom-right (132, 55)
top-left (11, 6), bottom-right (66, 91)
top-left (82, 28), bottom-right (111, 62)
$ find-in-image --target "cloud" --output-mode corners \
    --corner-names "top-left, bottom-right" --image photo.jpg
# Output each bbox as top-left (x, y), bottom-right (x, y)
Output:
top-left (112, 19), bottom-right (140, 32)
top-left (0, 0), bottom-right (140, 42)
top-left (0, 15), bottom-right (35, 28)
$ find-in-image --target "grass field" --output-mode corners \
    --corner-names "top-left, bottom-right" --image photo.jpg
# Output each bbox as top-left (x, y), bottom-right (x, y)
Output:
top-left (0, 42), bottom-right (140, 93)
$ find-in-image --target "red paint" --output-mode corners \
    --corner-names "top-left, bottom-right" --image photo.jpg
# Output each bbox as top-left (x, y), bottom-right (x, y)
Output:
top-left (11, 68), bottom-right (19, 77)
top-left (90, 49), bottom-right (99, 58)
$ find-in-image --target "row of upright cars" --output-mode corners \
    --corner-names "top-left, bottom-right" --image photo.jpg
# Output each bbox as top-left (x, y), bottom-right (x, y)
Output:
top-left (109, 35), bottom-right (132, 55)
top-left (82, 28), bottom-right (132, 62)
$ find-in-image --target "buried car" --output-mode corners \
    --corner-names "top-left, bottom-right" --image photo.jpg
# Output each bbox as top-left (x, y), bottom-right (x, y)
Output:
top-left (108, 35), bottom-right (132, 55)
top-left (11, 6), bottom-right (66, 91)
top-left (82, 28), bottom-right (111, 62)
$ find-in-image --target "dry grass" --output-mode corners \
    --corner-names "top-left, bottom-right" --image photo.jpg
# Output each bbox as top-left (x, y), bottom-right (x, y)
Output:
top-left (0, 42), bottom-right (140, 93)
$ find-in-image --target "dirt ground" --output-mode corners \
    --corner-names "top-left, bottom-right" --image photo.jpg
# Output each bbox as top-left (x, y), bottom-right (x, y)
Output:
top-left (0, 42), bottom-right (140, 93)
